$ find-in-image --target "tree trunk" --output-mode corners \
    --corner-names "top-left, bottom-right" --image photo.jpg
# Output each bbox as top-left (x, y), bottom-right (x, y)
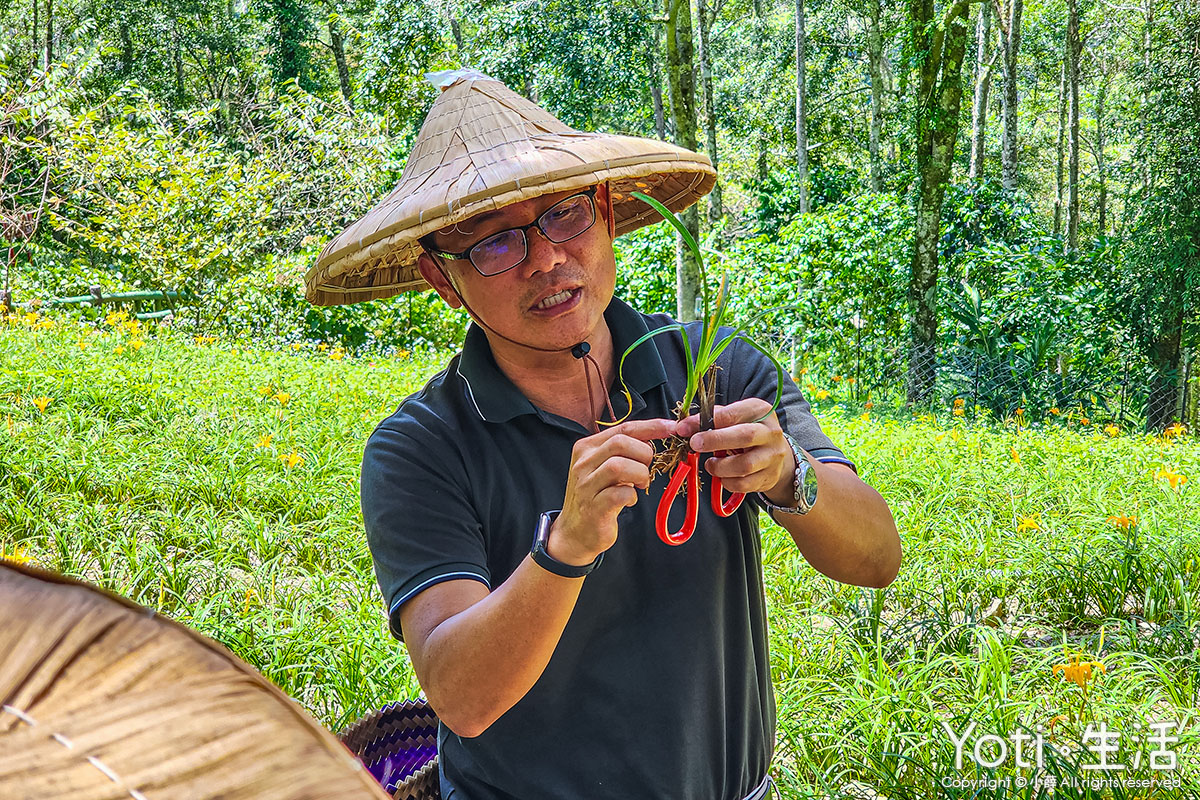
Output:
top-left (994, 0), bottom-right (1022, 192)
top-left (665, 0), bottom-right (702, 322)
top-left (1095, 70), bottom-right (1107, 236)
top-left (32, 0), bottom-right (39, 70)
top-left (329, 17), bottom-right (354, 110)
top-left (1053, 57), bottom-right (1066, 238)
top-left (1066, 0), bottom-right (1081, 252)
top-left (968, 1), bottom-right (992, 182)
top-left (696, 0), bottom-right (722, 223)
top-left (906, 0), bottom-right (972, 406)
top-left (1147, 300), bottom-right (1185, 432)
top-left (45, 0), bottom-right (53, 66)
top-left (868, 0), bottom-right (885, 191)
top-left (795, 0), bottom-right (809, 213)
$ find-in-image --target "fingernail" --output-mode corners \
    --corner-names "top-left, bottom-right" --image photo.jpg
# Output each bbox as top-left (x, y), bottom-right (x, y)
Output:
top-left (691, 435), bottom-right (703, 451)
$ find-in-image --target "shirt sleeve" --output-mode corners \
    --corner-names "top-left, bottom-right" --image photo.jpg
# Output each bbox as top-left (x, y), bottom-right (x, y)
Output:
top-left (360, 422), bottom-right (491, 643)
top-left (718, 333), bottom-right (858, 475)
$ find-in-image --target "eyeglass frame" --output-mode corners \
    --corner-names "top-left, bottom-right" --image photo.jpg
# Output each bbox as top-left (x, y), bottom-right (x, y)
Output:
top-left (418, 185), bottom-right (600, 277)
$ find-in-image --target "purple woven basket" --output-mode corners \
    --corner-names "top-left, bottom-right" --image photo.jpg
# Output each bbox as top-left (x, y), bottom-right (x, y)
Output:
top-left (339, 699), bottom-right (441, 800)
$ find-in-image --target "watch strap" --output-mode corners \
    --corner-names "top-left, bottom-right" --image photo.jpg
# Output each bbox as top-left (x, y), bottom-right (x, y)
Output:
top-left (530, 510), bottom-right (604, 578)
top-left (755, 432), bottom-right (815, 516)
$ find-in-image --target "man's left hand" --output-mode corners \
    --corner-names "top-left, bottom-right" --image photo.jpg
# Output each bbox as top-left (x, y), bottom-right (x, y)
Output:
top-left (674, 397), bottom-right (796, 503)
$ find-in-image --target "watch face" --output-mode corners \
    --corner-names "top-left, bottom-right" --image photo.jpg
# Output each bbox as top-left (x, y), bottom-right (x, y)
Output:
top-left (801, 464), bottom-right (818, 508)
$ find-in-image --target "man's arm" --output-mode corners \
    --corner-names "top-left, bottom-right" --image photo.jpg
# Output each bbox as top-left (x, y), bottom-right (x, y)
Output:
top-left (399, 416), bottom-right (676, 739)
top-left (678, 399), bottom-right (901, 588)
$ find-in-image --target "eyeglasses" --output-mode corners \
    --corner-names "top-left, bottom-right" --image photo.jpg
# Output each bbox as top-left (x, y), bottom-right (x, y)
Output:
top-left (421, 186), bottom-right (599, 277)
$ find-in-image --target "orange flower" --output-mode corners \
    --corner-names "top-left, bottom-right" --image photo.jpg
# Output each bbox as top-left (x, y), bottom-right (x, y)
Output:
top-left (33, 396), bottom-right (52, 413)
top-left (1155, 467), bottom-right (1187, 490)
top-left (1106, 514), bottom-right (1137, 530)
top-left (1053, 654), bottom-right (1107, 688)
top-left (831, 374), bottom-right (843, 382)
top-left (1164, 423), bottom-right (1186, 439)
top-left (1010, 447), bottom-right (1021, 463)
top-left (1049, 407), bottom-right (1061, 416)
top-left (953, 398), bottom-right (965, 408)
top-left (864, 401), bottom-right (874, 410)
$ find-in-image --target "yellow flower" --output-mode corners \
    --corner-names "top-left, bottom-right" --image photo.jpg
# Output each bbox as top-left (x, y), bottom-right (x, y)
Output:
top-left (864, 401), bottom-right (874, 410)
top-left (1010, 447), bottom-right (1021, 463)
top-left (815, 389), bottom-right (831, 401)
top-left (1015, 407), bottom-right (1025, 417)
top-left (859, 412), bottom-right (870, 421)
top-left (128, 338), bottom-right (145, 351)
top-left (77, 339), bottom-right (90, 350)
top-left (243, 587), bottom-right (261, 614)
top-left (1016, 515), bottom-right (1040, 532)
top-left (1052, 653), bottom-right (1107, 689)
top-left (194, 335), bottom-right (216, 346)
top-left (36, 317), bottom-right (54, 330)
top-left (279, 451), bottom-right (304, 469)
top-left (254, 433), bottom-right (273, 449)
top-left (120, 319), bottom-right (140, 336)
top-left (1155, 467), bottom-right (1187, 490)
top-left (258, 384), bottom-right (275, 397)
top-left (33, 396), bottom-right (52, 413)
top-left (23, 312), bottom-right (39, 326)
top-left (316, 343), bottom-right (329, 352)
top-left (113, 345), bottom-right (125, 355)
top-left (1049, 407), bottom-right (1061, 416)
top-left (1104, 424), bottom-right (1120, 437)
top-left (273, 392), bottom-right (291, 406)
top-left (799, 367), bottom-right (809, 376)
top-left (1164, 423), bottom-right (1186, 439)
top-left (290, 342), bottom-right (304, 351)
top-left (1106, 514), bottom-right (1137, 530)
top-left (105, 310), bottom-right (129, 326)
top-left (953, 407), bottom-right (965, 417)
top-left (805, 382), bottom-right (817, 393)
top-left (0, 543), bottom-right (32, 565)
top-left (396, 349), bottom-right (410, 359)
top-left (953, 398), bottom-right (965, 408)
top-left (329, 348), bottom-right (346, 361)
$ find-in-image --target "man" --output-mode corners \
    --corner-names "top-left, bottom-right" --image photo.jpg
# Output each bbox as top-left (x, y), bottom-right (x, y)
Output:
top-left (307, 70), bottom-right (900, 800)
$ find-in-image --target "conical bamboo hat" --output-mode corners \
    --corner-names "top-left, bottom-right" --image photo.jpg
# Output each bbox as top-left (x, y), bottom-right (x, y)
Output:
top-left (304, 69), bottom-right (716, 307)
top-left (0, 561), bottom-right (392, 800)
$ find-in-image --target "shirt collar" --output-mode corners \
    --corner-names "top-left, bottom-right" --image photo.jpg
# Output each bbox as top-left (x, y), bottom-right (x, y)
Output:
top-left (456, 295), bottom-right (669, 424)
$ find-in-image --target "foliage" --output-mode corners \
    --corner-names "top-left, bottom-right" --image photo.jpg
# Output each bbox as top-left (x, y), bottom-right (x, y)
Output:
top-left (4, 318), bottom-right (1200, 796)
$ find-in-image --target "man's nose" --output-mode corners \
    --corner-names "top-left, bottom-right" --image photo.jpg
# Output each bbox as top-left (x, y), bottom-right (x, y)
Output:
top-left (520, 226), bottom-right (567, 277)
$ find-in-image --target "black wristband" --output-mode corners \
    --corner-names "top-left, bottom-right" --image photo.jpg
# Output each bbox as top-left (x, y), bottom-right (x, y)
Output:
top-left (530, 510), bottom-right (604, 578)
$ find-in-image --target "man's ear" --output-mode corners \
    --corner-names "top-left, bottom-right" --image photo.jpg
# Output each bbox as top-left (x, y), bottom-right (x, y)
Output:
top-left (598, 181), bottom-right (616, 241)
top-left (416, 252), bottom-right (463, 309)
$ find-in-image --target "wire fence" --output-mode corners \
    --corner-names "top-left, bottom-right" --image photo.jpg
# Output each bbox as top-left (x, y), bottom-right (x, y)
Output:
top-left (759, 326), bottom-right (1196, 434)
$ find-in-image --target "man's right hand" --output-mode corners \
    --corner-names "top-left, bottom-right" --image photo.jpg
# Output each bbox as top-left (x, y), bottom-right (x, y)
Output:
top-left (548, 417), bottom-right (676, 566)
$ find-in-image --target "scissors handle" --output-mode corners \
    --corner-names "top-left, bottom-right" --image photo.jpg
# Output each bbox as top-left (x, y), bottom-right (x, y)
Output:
top-left (710, 449), bottom-right (747, 518)
top-left (656, 451), bottom-right (700, 545)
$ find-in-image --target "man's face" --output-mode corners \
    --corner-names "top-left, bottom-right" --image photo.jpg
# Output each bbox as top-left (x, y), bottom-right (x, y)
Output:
top-left (415, 184), bottom-right (617, 353)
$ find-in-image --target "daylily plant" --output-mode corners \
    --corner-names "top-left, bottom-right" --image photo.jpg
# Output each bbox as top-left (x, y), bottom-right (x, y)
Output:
top-left (605, 193), bottom-right (788, 544)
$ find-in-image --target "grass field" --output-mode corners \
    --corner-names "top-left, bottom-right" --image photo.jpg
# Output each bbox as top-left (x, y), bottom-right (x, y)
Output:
top-left (3, 310), bottom-right (1199, 799)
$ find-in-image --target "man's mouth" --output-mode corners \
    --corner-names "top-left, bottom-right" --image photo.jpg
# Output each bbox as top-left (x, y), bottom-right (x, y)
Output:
top-left (531, 287), bottom-right (581, 312)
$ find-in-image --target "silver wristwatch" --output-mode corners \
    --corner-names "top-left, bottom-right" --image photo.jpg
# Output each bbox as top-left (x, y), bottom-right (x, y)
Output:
top-left (756, 432), bottom-right (818, 515)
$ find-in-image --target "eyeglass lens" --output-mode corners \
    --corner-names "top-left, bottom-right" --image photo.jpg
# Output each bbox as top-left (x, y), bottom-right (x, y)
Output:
top-left (470, 194), bottom-right (595, 275)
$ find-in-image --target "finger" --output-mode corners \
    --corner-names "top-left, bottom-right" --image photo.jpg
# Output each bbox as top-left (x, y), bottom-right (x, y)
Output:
top-left (704, 447), bottom-right (770, 478)
top-left (711, 398), bottom-right (776, 429)
top-left (689, 422), bottom-right (775, 453)
top-left (708, 466), bottom-right (776, 495)
top-left (596, 483), bottom-right (640, 512)
top-left (585, 455), bottom-right (653, 493)
top-left (594, 417), bottom-right (677, 444)
top-left (593, 433), bottom-right (656, 465)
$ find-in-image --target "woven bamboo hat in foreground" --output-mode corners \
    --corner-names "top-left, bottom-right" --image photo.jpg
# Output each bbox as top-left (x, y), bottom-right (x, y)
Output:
top-left (0, 561), bottom-right (392, 800)
top-left (304, 68), bottom-right (716, 307)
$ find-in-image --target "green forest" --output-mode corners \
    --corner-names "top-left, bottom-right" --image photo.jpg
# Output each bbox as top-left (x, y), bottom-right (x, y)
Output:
top-left (3, 0), bottom-right (1199, 430)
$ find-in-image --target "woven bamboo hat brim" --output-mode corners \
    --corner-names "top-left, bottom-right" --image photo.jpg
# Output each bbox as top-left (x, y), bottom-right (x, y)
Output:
top-left (304, 70), bottom-right (716, 307)
top-left (0, 561), bottom-right (392, 800)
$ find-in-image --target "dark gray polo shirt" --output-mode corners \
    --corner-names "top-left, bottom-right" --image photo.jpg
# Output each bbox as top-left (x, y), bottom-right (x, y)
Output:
top-left (360, 295), bottom-right (855, 800)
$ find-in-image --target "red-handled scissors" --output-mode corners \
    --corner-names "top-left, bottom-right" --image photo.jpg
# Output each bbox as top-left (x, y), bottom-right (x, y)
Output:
top-left (655, 449), bottom-right (746, 546)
